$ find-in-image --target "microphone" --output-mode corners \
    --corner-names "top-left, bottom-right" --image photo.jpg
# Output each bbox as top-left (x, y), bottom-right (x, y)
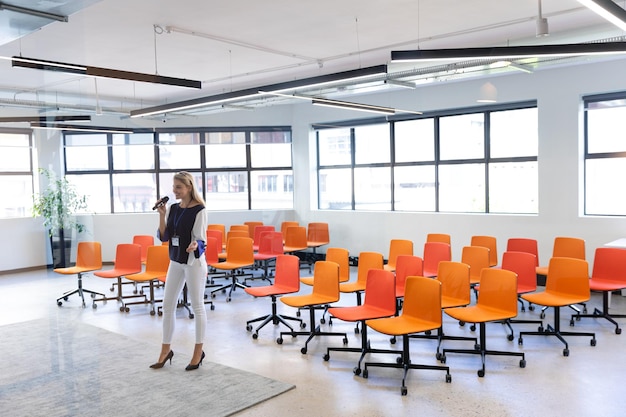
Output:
top-left (152, 196), bottom-right (169, 210)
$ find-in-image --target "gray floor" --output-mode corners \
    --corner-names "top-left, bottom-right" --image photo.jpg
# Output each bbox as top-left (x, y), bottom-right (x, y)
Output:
top-left (2, 266), bottom-right (626, 416)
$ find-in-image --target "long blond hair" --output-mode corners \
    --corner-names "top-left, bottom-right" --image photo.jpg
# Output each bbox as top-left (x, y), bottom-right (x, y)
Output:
top-left (174, 171), bottom-right (205, 206)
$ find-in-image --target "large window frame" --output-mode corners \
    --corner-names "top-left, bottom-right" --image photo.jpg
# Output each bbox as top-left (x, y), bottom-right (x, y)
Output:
top-left (0, 129), bottom-right (35, 218)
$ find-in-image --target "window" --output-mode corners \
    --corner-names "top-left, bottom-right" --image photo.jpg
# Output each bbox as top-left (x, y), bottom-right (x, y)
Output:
top-left (315, 103), bottom-right (538, 214)
top-left (0, 131), bottom-right (34, 218)
top-left (584, 94), bottom-right (626, 215)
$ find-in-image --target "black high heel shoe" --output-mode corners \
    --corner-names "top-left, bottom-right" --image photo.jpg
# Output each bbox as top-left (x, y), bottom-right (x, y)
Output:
top-left (185, 351), bottom-right (205, 371)
top-left (149, 350), bottom-right (174, 369)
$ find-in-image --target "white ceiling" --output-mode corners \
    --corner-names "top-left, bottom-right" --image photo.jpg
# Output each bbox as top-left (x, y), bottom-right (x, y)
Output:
top-left (0, 0), bottom-right (624, 121)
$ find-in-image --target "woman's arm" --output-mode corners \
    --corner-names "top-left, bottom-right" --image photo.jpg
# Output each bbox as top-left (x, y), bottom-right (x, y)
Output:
top-left (156, 205), bottom-right (171, 242)
top-left (187, 207), bottom-right (207, 258)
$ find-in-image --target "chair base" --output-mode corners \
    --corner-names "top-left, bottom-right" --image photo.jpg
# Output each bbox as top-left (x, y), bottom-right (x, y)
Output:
top-left (363, 334), bottom-right (451, 395)
top-left (56, 273), bottom-right (105, 308)
top-left (442, 322), bottom-right (526, 377)
top-left (409, 326), bottom-right (478, 359)
top-left (518, 306), bottom-right (596, 356)
top-left (277, 306), bottom-right (347, 354)
top-left (93, 277), bottom-right (147, 310)
top-left (123, 280), bottom-right (163, 315)
top-left (572, 291), bottom-right (625, 334)
top-left (210, 273), bottom-right (251, 302)
top-left (246, 295), bottom-right (303, 338)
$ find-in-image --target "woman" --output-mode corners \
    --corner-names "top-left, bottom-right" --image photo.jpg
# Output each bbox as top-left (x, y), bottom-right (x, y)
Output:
top-left (150, 171), bottom-right (208, 371)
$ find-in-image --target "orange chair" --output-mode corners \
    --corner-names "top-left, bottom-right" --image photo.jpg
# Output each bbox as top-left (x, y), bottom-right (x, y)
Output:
top-left (244, 221), bottom-right (264, 239)
top-left (132, 235), bottom-right (155, 264)
top-left (245, 255), bottom-right (303, 338)
top-left (536, 236), bottom-right (585, 276)
top-left (461, 245), bottom-right (491, 287)
top-left (54, 241), bottom-right (104, 308)
top-left (364, 277), bottom-right (452, 395)
top-left (501, 251), bottom-right (540, 314)
top-left (283, 226), bottom-right (309, 268)
top-left (306, 222), bottom-right (330, 251)
top-left (519, 257), bottom-right (596, 356)
top-left (218, 230), bottom-right (251, 260)
top-left (384, 239), bottom-right (413, 272)
top-left (572, 247), bottom-right (626, 334)
top-left (93, 243), bottom-right (143, 310)
top-left (324, 269), bottom-right (397, 375)
top-left (229, 224), bottom-right (249, 234)
top-left (278, 261), bottom-right (348, 354)
top-left (442, 268), bottom-right (526, 377)
top-left (340, 252), bottom-right (384, 307)
top-left (209, 237), bottom-right (255, 302)
top-left (422, 241), bottom-right (452, 277)
top-left (427, 233), bottom-right (451, 245)
top-left (207, 224), bottom-right (227, 248)
top-left (393, 255), bottom-right (423, 313)
top-left (124, 245), bottom-right (170, 315)
top-left (252, 225), bottom-right (275, 251)
top-left (252, 231), bottom-right (284, 282)
top-left (506, 238), bottom-right (539, 266)
top-left (280, 221), bottom-right (299, 243)
top-left (471, 235), bottom-right (498, 267)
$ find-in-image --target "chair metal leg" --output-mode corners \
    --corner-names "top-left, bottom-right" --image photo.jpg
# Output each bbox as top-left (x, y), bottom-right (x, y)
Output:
top-left (56, 272), bottom-right (105, 308)
top-left (246, 295), bottom-right (303, 338)
top-left (572, 291), bottom-right (624, 334)
top-left (277, 306), bottom-right (347, 354)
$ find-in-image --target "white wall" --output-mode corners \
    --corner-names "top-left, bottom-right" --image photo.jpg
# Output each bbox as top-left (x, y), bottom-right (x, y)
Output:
top-left (3, 57), bottom-right (626, 272)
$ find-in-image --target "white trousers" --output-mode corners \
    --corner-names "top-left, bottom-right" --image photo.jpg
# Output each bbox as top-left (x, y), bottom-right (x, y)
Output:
top-left (161, 258), bottom-right (207, 344)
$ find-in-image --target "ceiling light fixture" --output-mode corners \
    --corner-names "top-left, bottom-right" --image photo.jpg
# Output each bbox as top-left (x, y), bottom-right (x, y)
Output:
top-left (578, 0), bottom-right (626, 31)
top-left (390, 41), bottom-right (626, 62)
top-left (30, 122), bottom-right (133, 134)
top-left (384, 79), bottom-right (417, 89)
top-left (477, 82), bottom-right (498, 103)
top-left (536, 0), bottom-right (549, 37)
top-left (8, 56), bottom-right (202, 89)
top-left (0, 2), bottom-right (67, 22)
top-left (312, 98), bottom-right (396, 115)
top-left (130, 65), bottom-right (388, 118)
top-left (0, 115), bottom-right (91, 123)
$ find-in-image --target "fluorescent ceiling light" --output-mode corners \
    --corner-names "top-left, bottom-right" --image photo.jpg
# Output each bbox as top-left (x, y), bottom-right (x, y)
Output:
top-left (578, 0), bottom-right (626, 31)
top-left (10, 56), bottom-right (202, 89)
top-left (0, 115), bottom-right (91, 123)
top-left (384, 79), bottom-right (417, 89)
top-left (312, 98), bottom-right (396, 115)
top-left (391, 41), bottom-right (626, 62)
top-left (0, 2), bottom-right (67, 22)
top-left (30, 122), bottom-right (133, 134)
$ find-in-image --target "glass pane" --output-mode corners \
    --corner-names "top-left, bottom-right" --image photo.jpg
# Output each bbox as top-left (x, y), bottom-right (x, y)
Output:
top-left (355, 124), bottom-right (390, 164)
top-left (394, 166), bottom-right (436, 211)
top-left (318, 128), bottom-right (351, 166)
top-left (204, 171), bottom-right (248, 210)
top-left (251, 170), bottom-right (293, 209)
top-left (112, 173), bottom-right (157, 212)
top-left (0, 146), bottom-right (30, 172)
top-left (354, 167), bottom-right (391, 211)
top-left (394, 119), bottom-right (435, 162)
top-left (251, 143), bottom-right (292, 167)
top-left (251, 131), bottom-right (291, 143)
top-left (491, 108), bottom-right (538, 158)
top-left (207, 131), bottom-right (246, 144)
top-left (438, 163), bottom-right (485, 212)
top-left (66, 174), bottom-right (111, 214)
top-left (319, 168), bottom-right (352, 210)
top-left (586, 158), bottom-right (626, 215)
top-left (587, 106), bottom-right (626, 154)
top-left (206, 143), bottom-right (247, 168)
top-left (0, 175), bottom-right (32, 217)
top-left (65, 134), bottom-right (108, 171)
top-left (112, 133), bottom-right (154, 170)
top-left (488, 162), bottom-right (538, 214)
top-left (440, 113), bottom-right (485, 160)
top-left (158, 133), bottom-right (201, 169)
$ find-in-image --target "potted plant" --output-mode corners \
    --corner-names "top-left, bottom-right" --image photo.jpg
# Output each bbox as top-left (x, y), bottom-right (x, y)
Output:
top-left (32, 168), bottom-right (88, 268)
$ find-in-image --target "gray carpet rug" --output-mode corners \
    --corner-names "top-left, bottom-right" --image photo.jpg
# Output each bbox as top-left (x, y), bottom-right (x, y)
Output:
top-left (0, 319), bottom-right (294, 417)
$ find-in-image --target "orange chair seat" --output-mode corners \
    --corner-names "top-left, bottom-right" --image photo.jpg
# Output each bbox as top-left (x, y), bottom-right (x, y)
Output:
top-left (522, 291), bottom-right (589, 307)
top-left (329, 305), bottom-right (393, 322)
top-left (246, 283), bottom-right (298, 298)
top-left (281, 294), bottom-right (337, 308)
top-left (589, 278), bottom-right (626, 292)
top-left (124, 271), bottom-right (166, 283)
top-left (95, 268), bottom-right (141, 278)
top-left (366, 315), bottom-right (439, 336)
top-left (446, 305), bottom-right (515, 323)
top-left (210, 260), bottom-right (251, 270)
top-left (54, 266), bottom-right (95, 275)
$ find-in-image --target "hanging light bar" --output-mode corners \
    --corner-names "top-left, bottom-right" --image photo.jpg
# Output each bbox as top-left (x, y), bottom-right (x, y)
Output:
top-left (0, 2), bottom-right (67, 22)
top-left (578, 0), bottom-right (626, 31)
top-left (30, 122), bottom-right (133, 134)
top-left (0, 115), bottom-right (91, 123)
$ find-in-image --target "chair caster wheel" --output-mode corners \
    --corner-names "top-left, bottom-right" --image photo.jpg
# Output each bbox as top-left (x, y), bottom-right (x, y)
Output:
top-left (296, 311), bottom-right (301, 317)
top-left (120, 306), bottom-right (125, 312)
top-left (616, 328), bottom-right (622, 335)
top-left (57, 301), bottom-right (63, 307)
top-left (150, 310), bottom-right (156, 316)
top-left (520, 359), bottom-right (526, 368)
top-left (158, 311), bottom-right (163, 316)
top-left (478, 369), bottom-right (485, 377)
top-left (323, 354), bottom-right (330, 361)
top-left (440, 355), bottom-right (447, 364)
top-left (396, 356), bottom-right (402, 364)
top-left (252, 333), bottom-right (258, 340)
top-left (563, 348), bottom-right (569, 356)
top-left (246, 324), bottom-right (253, 331)
top-left (125, 307), bottom-right (130, 312)
top-left (91, 293), bottom-right (97, 299)
top-left (529, 305), bottom-right (535, 311)
top-left (300, 347), bottom-right (307, 354)
top-left (401, 387), bottom-right (407, 396)
top-left (590, 339), bottom-right (596, 346)
top-left (210, 304), bottom-right (215, 310)
top-left (92, 304), bottom-right (97, 309)
top-left (470, 324), bottom-right (476, 331)
top-left (300, 322), bottom-right (306, 329)
top-left (507, 334), bottom-right (514, 341)
top-left (189, 314), bottom-right (194, 319)
top-left (446, 374), bottom-right (452, 383)
top-left (518, 337), bottom-right (523, 345)
top-left (474, 343), bottom-right (480, 350)
top-left (362, 369), bottom-right (368, 378)
top-left (211, 294), bottom-right (216, 298)
top-left (540, 311), bottom-right (545, 319)
top-left (538, 326), bottom-right (544, 332)
top-left (436, 352), bottom-right (442, 360)
top-left (226, 297), bottom-right (231, 302)
top-left (459, 321), bottom-right (465, 326)
top-left (569, 319), bottom-right (575, 326)
top-left (390, 336), bottom-right (396, 344)
top-left (276, 338), bottom-right (283, 344)
top-left (354, 327), bottom-right (360, 334)
top-left (342, 337), bottom-right (348, 345)
top-left (320, 318), bottom-right (325, 324)
top-left (63, 296), bottom-right (69, 301)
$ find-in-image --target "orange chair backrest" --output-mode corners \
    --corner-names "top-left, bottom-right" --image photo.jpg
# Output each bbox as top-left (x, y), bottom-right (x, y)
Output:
top-left (552, 237), bottom-right (585, 260)
top-left (144, 245), bottom-right (170, 276)
top-left (471, 235), bottom-right (498, 267)
top-left (205, 236), bottom-right (221, 264)
top-left (402, 276), bottom-right (442, 326)
top-left (307, 222), bottom-right (330, 245)
top-left (387, 239), bottom-right (414, 268)
top-left (506, 238), bottom-right (539, 266)
top-left (476, 268), bottom-right (518, 315)
top-left (591, 247), bottom-right (626, 282)
top-left (227, 230), bottom-right (250, 241)
top-left (546, 257), bottom-right (589, 297)
top-left (311, 260), bottom-right (340, 300)
top-left (206, 229), bottom-right (224, 251)
top-left (114, 243), bottom-right (142, 271)
top-left (244, 221), bottom-right (264, 239)
top-left (423, 242), bottom-right (452, 276)
top-left (362, 269), bottom-right (396, 314)
top-left (356, 252), bottom-right (384, 285)
top-left (273, 254), bottom-right (301, 292)
top-left (257, 231), bottom-right (284, 255)
top-left (133, 235), bottom-right (155, 263)
top-left (461, 246), bottom-right (490, 281)
top-left (284, 226), bottom-right (308, 249)
top-left (207, 224), bottom-right (226, 246)
top-left (280, 221), bottom-right (299, 237)
top-left (253, 225), bottom-right (276, 247)
top-left (427, 233), bottom-right (451, 244)
top-left (325, 247), bottom-right (350, 282)
top-left (225, 237), bottom-right (255, 265)
top-left (501, 251), bottom-right (537, 293)
top-left (75, 241), bottom-right (103, 270)
top-left (394, 255), bottom-right (423, 292)
top-left (437, 261), bottom-right (471, 306)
